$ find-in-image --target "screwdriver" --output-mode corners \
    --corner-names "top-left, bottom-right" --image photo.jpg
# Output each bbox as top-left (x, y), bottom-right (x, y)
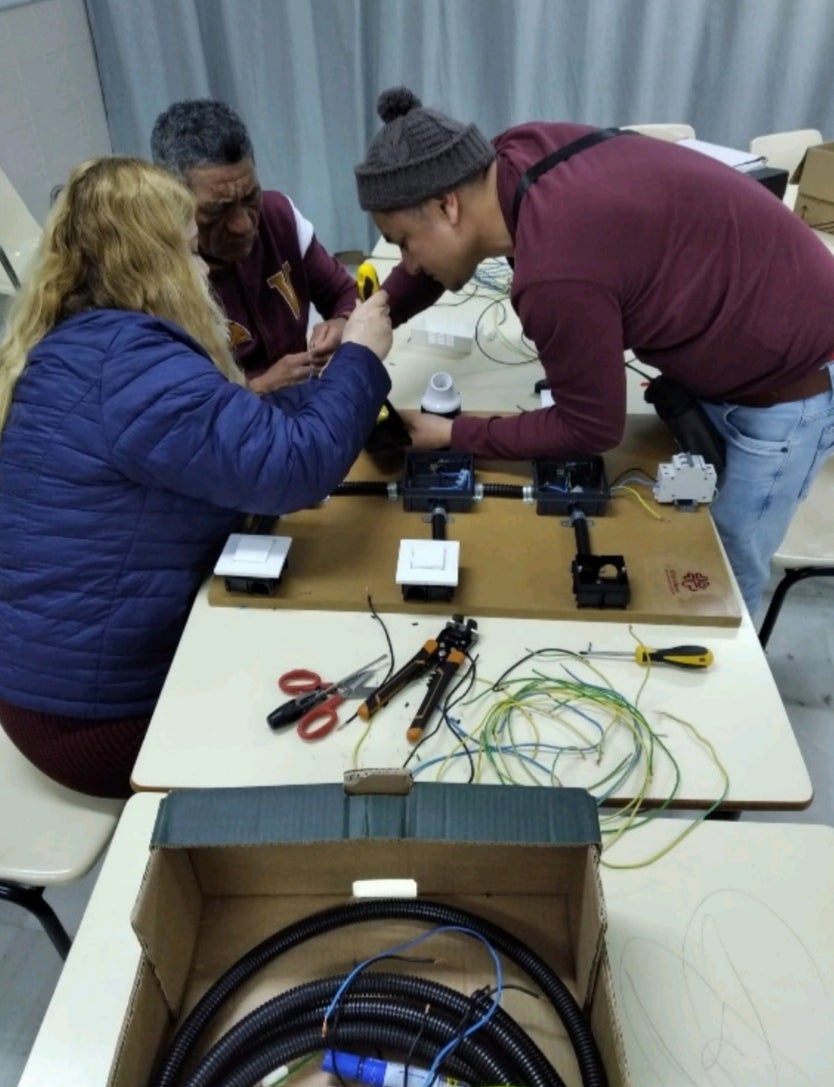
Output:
top-left (579, 644), bottom-right (713, 670)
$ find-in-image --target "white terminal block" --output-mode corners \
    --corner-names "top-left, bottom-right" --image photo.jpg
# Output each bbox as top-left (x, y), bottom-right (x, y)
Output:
top-left (409, 311), bottom-right (475, 356)
top-left (395, 539), bottom-right (460, 589)
top-left (653, 453), bottom-right (718, 506)
top-left (214, 533), bottom-right (292, 579)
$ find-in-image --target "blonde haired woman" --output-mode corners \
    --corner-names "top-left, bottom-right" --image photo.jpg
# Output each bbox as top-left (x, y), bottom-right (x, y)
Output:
top-left (0, 157), bottom-right (392, 797)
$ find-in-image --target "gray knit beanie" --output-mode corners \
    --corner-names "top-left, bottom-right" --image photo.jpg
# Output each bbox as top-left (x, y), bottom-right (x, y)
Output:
top-left (355, 87), bottom-right (496, 211)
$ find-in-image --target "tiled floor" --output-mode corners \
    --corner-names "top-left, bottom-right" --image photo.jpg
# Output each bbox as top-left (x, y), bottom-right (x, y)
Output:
top-left (0, 575), bottom-right (832, 1086)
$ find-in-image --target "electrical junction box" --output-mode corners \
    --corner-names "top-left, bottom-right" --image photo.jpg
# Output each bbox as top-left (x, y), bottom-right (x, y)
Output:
top-left (214, 532), bottom-right (291, 595)
top-left (653, 453), bottom-right (717, 507)
top-left (409, 311), bottom-right (475, 356)
top-left (402, 451), bottom-right (475, 513)
top-left (532, 455), bottom-right (610, 516)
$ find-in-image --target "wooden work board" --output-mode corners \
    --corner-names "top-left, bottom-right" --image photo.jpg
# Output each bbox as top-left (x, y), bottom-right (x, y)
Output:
top-left (208, 416), bottom-right (742, 626)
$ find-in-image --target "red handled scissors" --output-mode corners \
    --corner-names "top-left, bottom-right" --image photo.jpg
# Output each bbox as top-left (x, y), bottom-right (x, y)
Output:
top-left (269, 654), bottom-right (387, 740)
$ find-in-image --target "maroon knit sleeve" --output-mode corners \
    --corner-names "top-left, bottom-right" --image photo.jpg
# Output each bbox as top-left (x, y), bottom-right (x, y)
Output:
top-left (303, 236), bottom-right (358, 319)
top-left (381, 262), bottom-right (445, 328)
top-left (451, 279), bottom-right (627, 458)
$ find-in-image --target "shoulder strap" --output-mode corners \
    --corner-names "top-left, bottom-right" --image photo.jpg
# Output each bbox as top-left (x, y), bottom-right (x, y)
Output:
top-left (511, 127), bottom-right (633, 226)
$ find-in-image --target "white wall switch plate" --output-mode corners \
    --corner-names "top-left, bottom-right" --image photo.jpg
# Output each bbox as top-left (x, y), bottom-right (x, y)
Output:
top-left (395, 539), bottom-right (460, 587)
top-left (214, 533), bottom-right (292, 579)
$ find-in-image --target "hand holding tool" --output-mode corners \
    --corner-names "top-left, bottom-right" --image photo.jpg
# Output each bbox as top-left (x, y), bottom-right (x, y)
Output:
top-left (579, 644), bottom-right (713, 669)
top-left (269, 654), bottom-right (386, 740)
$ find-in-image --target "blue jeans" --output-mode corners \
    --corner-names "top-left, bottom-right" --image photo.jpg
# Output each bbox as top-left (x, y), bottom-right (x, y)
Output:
top-left (700, 361), bottom-right (834, 618)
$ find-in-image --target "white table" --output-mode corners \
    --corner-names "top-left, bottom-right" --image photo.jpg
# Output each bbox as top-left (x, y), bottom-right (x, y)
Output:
top-left (132, 586), bottom-right (811, 811)
top-left (130, 242), bottom-right (812, 809)
top-left (18, 793), bottom-right (834, 1087)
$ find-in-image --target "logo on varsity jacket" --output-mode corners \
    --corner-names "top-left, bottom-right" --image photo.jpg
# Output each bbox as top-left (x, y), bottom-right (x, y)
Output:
top-left (228, 321), bottom-right (252, 348)
top-left (267, 261), bottom-right (301, 320)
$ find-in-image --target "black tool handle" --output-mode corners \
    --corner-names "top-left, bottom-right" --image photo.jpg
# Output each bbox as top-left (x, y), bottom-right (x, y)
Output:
top-left (406, 648), bottom-right (465, 743)
top-left (267, 687), bottom-right (326, 730)
top-left (357, 640), bottom-right (438, 721)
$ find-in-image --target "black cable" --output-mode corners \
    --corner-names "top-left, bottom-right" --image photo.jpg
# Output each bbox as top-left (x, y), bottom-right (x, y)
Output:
top-left (181, 974), bottom-right (562, 1087)
top-left (152, 899), bottom-right (607, 1087)
top-left (402, 1000), bottom-right (431, 1087)
top-left (207, 1021), bottom-right (486, 1087)
top-left (331, 480), bottom-right (530, 501)
top-left (332, 481), bottom-right (394, 497)
top-left (480, 483), bottom-right (526, 498)
top-left (367, 594), bottom-right (395, 686)
top-left (431, 506), bottom-right (448, 540)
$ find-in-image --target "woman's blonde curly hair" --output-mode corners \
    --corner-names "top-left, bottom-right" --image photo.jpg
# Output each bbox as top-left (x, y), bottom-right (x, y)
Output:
top-left (0, 156), bottom-right (240, 430)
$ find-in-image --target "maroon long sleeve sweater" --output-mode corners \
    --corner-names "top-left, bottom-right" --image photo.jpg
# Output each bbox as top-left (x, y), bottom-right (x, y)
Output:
top-left (385, 123), bottom-right (834, 458)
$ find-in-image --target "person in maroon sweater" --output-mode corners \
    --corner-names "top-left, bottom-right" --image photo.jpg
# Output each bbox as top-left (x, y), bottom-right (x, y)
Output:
top-left (354, 87), bottom-right (834, 616)
top-left (152, 99), bottom-right (358, 394)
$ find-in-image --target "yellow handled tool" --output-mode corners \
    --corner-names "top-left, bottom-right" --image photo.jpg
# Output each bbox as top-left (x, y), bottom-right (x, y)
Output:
top-left (357, 261), bottom-right (390, 427)
top-left (580, 644), bottom-right (713, 670)
top-left (357, 260), bottom-right (380, 301)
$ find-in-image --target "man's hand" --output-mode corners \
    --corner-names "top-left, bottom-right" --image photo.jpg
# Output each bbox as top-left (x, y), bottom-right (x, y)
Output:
top-left (341, 291), bottom-right (393, 361)
top-left (397, 408), bottom-right (454, 450)
top-left (247, 351), bottom-right (313, 395)
top-left (308, 316), bottom-right (347, 367)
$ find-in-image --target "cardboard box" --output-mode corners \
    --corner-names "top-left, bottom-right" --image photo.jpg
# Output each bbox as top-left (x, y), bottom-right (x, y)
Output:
top-left (112, 783), bottom-right (630, 1087)
top-left (791, 141), bottom-right (834, 233)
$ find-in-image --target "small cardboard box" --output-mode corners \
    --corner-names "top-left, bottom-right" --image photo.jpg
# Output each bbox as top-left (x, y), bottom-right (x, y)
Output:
top-left (791, 141), bottom-right (834, 233)
top-left (112, 783), bottom-right (630, 1087)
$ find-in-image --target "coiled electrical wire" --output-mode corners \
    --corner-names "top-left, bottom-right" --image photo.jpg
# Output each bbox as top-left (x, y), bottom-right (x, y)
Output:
top-left (152, 899), bottom-right (607, 1087)
top-left (332, 481), bottom-right (394, 497)
top-left (207, 1020), bottom-right (489, 1087)
top-left (180, 973), bottom-right (563, 1087)
top-left (480, 484), bottom-right (525, 499)
top-left (332, 481), bottom-right (528, 500)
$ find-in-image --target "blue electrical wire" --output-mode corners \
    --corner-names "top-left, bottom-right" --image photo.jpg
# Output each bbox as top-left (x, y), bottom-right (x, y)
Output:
top-left (321, 924), bottom-right (504, 1087)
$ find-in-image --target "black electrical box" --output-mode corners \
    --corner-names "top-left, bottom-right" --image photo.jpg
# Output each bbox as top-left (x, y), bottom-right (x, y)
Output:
top-left (532, 455), bottom-right (610, 516)
top-left (402, 451), bottom-right (475, 513)
top-left (223, 574), bottom-right (282, 597)
top-left (571, 554), bottom-right (631, 609)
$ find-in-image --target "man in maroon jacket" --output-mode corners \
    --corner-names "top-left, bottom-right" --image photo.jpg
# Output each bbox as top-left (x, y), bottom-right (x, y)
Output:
top-left (152, 99), bottom-right (358, 394)
top-left (354, 87), bottom-right (834, 615)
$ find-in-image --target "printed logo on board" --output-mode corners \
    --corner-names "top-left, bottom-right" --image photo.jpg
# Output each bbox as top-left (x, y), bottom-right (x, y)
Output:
top-left (665, 567), bottom-right (711, 594)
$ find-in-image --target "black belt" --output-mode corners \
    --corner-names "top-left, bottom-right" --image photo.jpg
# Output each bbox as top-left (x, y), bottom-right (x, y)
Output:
top-left (728, 366), bottom-right (832, 407)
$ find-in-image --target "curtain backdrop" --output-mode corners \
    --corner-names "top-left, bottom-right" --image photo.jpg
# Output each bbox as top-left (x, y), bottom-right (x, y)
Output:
top-left (83, 0), bottom-right (834, 254)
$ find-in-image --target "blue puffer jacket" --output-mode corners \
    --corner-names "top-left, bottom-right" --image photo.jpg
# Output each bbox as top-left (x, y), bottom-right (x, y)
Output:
top-left (0, 309), bottom-right (390, 716)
